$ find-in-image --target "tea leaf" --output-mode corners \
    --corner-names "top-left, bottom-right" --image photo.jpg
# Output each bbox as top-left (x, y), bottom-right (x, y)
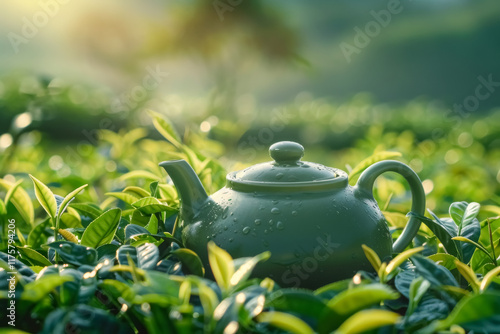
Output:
top-left (407, 277), bottom-right (431, 316)
top-left (361, 244), bottom-right (381, 272)
top-left (257, 311), bottom-right (314, 334)
top-left (21, 274), bottom-right (73, 302)
top-left (145, 214), bottom-right (158, 234)
top-left (327, 284), bottom-right (399, 316)
top-left (428, 253), bottom-right (459, 271)
top-left (386, 246), bottom-right (424, 275)
top-left (119, 170), bottom-right (161, 181)
top-left (0, 178), bottom-right (34, 225)
top-left (4, 179), bottom-right (23, 206)
top-left (125, 223), bottom-right (150, 240)
top-left (122, 186), bottom-right (150, 199)
top-left (70, 203), bottom-right (103, 220)
top-left (208, 241), bottom-right (234, 292)
top-left (132, 196), bottom-right (177, 215)
top-left (197, 281), bottom-right (220, 319)
top-left (348, 151), bottom-right (402, 182)
top-left (268, 289), bottom-right (326, 321)
top-left (58, 229), bottom-right (79, 243)
top-left (81, 208), bottom-right (121, 248)
top-left (408, 212), bottom-right (461, 257)
top-left (450, 201), bottom-right (480, 232)
top-left (420, 292), bottom-right (500, 333)
top-left (149, 110), bottom-right (182, 149)
top-left (60, 206), bottom-right (83, 229)
top-left (230, 251), bottom-right (270, 287)
top-left (29, 174), bottom-right (57, 220)
top-left (334, 309), bottom-right (400, 334)
top-left (171, 248), bottom-right (205, 276)
top-left (458, 218), bottom-right (481, 263)
top-left (57, 184), bottom-right (88, 219)
top-left (47, 241), bottom-right (98, 266)
top-left (27, 218), bottom-right (51, 248)
top-left (149, 181), bottom-right (159, 198)
top-left (452, 236), bottom-right (494, 263)
top-left (106, 192), bottom-right (140, 206)
top-left (479, 266), bottom-right (500, 291)
top-left (454, 260), bottom-right (480, 293)
top-left (16, 246), bottom-right (52, 267)
top-left (411, 255), bottom-right (459, 287)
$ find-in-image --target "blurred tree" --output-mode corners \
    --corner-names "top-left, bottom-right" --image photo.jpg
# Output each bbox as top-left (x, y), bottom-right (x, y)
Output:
top-left (149, 1), bottom-right (303, 119)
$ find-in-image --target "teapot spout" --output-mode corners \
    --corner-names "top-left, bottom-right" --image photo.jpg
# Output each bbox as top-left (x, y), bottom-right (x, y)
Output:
top-left (159, 160), bottom-right (209, 221)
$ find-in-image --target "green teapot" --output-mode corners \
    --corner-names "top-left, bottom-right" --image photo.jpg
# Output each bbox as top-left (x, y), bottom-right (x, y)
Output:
top-left (160, 141), bottom-right (425, 288)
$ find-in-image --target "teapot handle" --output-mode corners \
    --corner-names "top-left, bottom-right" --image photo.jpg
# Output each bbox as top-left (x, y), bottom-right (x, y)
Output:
top-left (354, 160), bottom-right (426, 253)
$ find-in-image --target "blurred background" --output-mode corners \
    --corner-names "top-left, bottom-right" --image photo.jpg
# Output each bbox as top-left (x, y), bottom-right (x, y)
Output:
top-left (0, 0), bottom-right (499, 213)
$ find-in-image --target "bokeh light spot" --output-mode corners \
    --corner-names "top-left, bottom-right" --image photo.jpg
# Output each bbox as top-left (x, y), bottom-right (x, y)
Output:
top-left (49, 155), bottom-right (64, 171)
top-left (457, 132), bottom-right (473, 148)
top-left (0, 134), bottom-right (13, 149)
top-left (444, 149), bottom-right (459, 165)
top-left (14, 112), bottom-right (32, 129)
top-left (422, 179), bottom-right (434, 194)
top-left (200, 121), bottom-right (211, 132)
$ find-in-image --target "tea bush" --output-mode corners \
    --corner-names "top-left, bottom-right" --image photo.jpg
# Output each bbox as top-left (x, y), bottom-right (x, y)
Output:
top-left (1, 111), bottom-right (500, 333)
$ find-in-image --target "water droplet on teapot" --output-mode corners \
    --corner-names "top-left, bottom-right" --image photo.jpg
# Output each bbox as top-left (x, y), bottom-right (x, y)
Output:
top-left (271, 207), bottom-right (280, 214)
top-left (211, 234), bottom-right (216, 238)
top-left (276, 173), bottom-right (284, 180)
top-left (254, 219), bottom-right (261, 225)
top-left (222, 215), bottom-right (227, 219)
top-left (264, 229), bottom-right (269, 234)
top-left (259, 206), bottom-right (265, 211)
top-left (242, 226), bottom-right (250, 234)
top-left (269, 219), bottom-right (274, 225)
top-left (276, 221), bottom-right (284, 230)
top-left (292, 210), bottom-right (298, 216)
top-left (272, 200), bottom-right (279, 204)
top-left (224, 226), bottom-right (228, 231)
top-left (206, 236), bottom-right (210, 240)
top-left (229, 238), bottom-right (233, 242)
top-left (230, 212), bottom-right (234, 216)
top-left (233, 218), bottom-right (238, 222)
top-left (269, 227), bottom-right (274, 232)
top-left (315, 225), bottom-right (321, 230)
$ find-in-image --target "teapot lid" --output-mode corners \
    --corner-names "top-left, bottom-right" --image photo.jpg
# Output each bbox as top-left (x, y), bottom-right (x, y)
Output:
top-left (227, 141), bottom-right (348, 191)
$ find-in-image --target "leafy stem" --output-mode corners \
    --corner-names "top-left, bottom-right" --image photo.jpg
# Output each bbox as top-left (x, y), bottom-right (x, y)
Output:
top-left (487, 218), bottom-right (498, 266)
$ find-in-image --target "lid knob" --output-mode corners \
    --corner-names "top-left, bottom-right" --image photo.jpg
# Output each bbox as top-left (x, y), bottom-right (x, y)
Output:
top-left (269, 141), bottom-right (304, 164)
